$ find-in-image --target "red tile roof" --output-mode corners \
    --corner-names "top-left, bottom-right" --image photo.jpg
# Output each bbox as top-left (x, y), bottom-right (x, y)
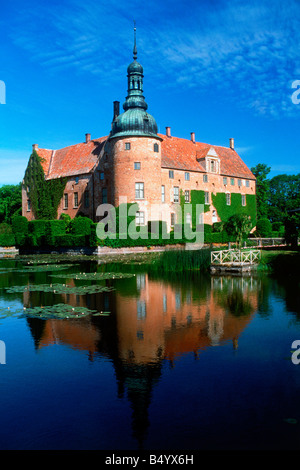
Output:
top-left (159, 134), bottom-right (255, 180)
top-left (36, 133), bottom-right (254, 181)
top-left (37, 136), bottom-right (107, 179)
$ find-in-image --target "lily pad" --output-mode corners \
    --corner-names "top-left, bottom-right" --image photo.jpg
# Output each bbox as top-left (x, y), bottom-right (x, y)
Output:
top-left (5, 283), bottom-right (115, 295)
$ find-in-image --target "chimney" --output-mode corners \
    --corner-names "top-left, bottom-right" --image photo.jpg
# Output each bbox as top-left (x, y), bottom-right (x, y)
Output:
top-left (191, 132), bottom-right (195, 143)
top-left (32, 144), bottom-right (38, 151)
top-left (113, 101), bottom-right (120, 121)
top-left (85, 133), bottom-right (91, 143)
top-left (166, 126), bottom-right (171, 137)
top-left (229, 138), bottom-right (234, 150)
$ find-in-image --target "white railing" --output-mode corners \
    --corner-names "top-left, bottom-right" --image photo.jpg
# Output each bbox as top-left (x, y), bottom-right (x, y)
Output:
top-left (211, 249), bottom-right (261, 265)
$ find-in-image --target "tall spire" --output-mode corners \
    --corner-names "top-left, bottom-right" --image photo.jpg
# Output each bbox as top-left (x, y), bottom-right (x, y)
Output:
top-left (133, 20), bottom-right (137, 60)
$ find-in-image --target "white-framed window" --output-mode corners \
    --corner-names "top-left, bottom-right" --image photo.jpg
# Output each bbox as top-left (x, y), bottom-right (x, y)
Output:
top-left (63, 193), bottom-right (68, 209)
top-left (242, 194), bottom-right (246, 206)
top-left (169, 170), bottom-right (174, 179)
top-left (135, 182), bottom-right (144, 199)
top-left (125, 142), bottom-right (131, 150)
top-left (136, 211), bottom-right (145, 225)
top-left (204, 191), bottom-right (209, 204)
top-left (161, 185), bottom-right (165, 203)
top-left (238, 179), bottom-right (242, 186)
top-left (134, 162), bottom-right (141, 170)
top-left (231, 177), bottom-right (235, 185)
top-left (27, 199), bottom-right (31, 211)
top-left (246, 180), bottom-right (250, 187)
top-left (226, 193), bottom-right (231, 205)
top-left (185, 172), bottom-right (190, 181)
top-left (173, 186), bottom-right (179, 203)
top-left (74, 192), bottom-right (78, 208)
top-left (203, 174), bottom-right (208, 183)
top-left (223, 177), bottom-right (228, 185)
top-left (185, 190), bottom-right (190, 202)
top-left (186, 213), bottom-right (192, 225)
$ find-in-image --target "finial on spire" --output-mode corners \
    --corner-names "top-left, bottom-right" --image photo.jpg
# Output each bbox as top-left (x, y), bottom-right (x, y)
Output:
top-left (133, 20), bottom-right (137, 60)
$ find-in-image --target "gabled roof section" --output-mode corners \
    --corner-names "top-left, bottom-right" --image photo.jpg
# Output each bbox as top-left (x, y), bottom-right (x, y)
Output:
top-left (159, 134), bottom-right (255, 179)
top-left (36, 136), bottom-right (108, 179)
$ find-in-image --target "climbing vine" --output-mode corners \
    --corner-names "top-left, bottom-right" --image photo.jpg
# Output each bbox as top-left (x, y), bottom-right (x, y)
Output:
top-left (24, 150), bottom-right (67, 220)
top-left (211, 193), bottom-right (256, 227)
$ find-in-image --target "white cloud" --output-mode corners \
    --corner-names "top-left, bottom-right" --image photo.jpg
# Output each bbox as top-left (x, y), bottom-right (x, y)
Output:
top-left (9, 0), bottom-right (300, 118)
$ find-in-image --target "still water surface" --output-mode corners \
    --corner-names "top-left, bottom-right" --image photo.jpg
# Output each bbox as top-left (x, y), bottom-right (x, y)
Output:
top-left (0, 253), bottom-right (299, 450)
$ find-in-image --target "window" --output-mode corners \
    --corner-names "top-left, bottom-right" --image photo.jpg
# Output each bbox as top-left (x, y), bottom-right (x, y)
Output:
top-left (246, 180), bottom-right (250, 187)
top-left (242, 195), bottom-right (246, 206)
top-left (223, 177), bottom-right (228, 185)
top-left (27, 199), bottom-right (31, 211)
top-left (161, 185), bottom-right (165, 203)
top-left (125, 142), bottom-right (131, 150)
top-left (63, 193), bottom-right (68, 209)
top-left (171, 213), bottom-right (175, 226)
top-left (136, 211), bottom-right (145, 226)
top-left (153, 143), bottom-right (159, 152)
top-left (204, 191), bottom-right (209, 204)
top-left (134, 162), bottom-right (141, 170)
top-left (230, 178), bottom-right (235, 185)
top-left (185, 190), bottom-right (190, 202)
top-left (169, 170), bottom-right (174, 179)
top-left (226, 193), bottom-right (231, 205)
top-left (84, 191), bottom-right (89, 208)
top-left (135, 182), bottom-right (144, 199)
top-left (75, 177), bottom-right (79, 184)
top-left (210, 160), bottom-right (215, 172)
top-left (74, 192), bottom-right (78, 208)
top-left (203, 174), bottom-right (208, 183)
top-left (186, 213), bottom-right (192, 225)
top-left (173, 186), bottom-right (179, 203)
top-left (238, 179), bottom-right (242, 186)
top-left (185, 172), bottom-right (190, 181)
top-left (100, 172), bottom-right (104, 180)
top-left (102, 188), bottom-right (107, 204)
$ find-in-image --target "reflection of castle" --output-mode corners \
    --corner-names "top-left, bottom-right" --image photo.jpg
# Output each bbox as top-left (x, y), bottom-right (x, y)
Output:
top-left (24, 273), bottom-right (258, 447)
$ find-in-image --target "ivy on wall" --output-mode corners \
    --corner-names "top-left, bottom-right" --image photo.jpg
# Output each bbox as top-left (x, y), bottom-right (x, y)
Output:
top-left (180, 189), bottom-right (210, 226)
top-left (24, 150), bottom-right (67, 220)
top-left (211, 192), bottom-right (257, 226)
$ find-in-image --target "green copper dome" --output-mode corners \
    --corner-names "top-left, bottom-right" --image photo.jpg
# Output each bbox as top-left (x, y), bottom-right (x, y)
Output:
top-left (110, 26), bottom-right (159, 140)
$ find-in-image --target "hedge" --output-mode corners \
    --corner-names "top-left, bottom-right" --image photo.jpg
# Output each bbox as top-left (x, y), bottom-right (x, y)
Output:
top-left (12, 216), bottom-right (29, 246)
top-left (0, 233), bottom-right (16, 247)
top-left (70, 216), bottom-right (93, 236)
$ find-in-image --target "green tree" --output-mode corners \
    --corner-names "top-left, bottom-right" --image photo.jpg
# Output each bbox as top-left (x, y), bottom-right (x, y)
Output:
top-left (284, 212), bottom-right (300, 249)
top-left (0, 183), bottom-right (22, 224)
top-left (251, 163), bottom-right (271, 219)
top-left (268, 174), bottom-right (300, 223)
top-left (224, 214), bottom-right (252, 248)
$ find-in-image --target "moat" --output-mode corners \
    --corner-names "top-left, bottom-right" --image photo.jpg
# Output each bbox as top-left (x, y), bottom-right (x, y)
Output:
top-left (0, 252), bottom-right (299, 450)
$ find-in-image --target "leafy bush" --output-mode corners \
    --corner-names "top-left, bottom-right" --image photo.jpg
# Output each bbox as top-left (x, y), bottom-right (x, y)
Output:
top-left (12, 216), bottom-right (29, 246)
top-left (255, 218), bottom-right (272, 237)
top-left (70, 216), bottom-right (93, 236)
top-left (0, 233), bottom-right (16, 246)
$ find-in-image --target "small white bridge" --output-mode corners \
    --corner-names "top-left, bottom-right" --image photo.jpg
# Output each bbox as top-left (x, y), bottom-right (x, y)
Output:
top-left (210, 249), bottom-right (261, 274)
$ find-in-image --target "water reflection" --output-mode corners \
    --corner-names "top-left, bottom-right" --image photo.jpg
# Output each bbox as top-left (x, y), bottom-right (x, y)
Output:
top-left (20, 272), bottom-right (259, 447)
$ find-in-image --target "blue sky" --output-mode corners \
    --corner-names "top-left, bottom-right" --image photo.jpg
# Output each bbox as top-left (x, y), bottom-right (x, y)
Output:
top-left (0, 0), bottom-right (300, 185)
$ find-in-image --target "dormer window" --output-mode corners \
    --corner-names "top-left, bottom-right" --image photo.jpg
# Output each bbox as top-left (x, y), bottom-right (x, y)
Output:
top-left (211, 161), bottom-right (215, 172)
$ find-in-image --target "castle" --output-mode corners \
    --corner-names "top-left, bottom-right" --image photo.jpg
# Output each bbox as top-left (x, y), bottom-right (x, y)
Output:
top-left (22, 28), bottom-right (256, 231)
